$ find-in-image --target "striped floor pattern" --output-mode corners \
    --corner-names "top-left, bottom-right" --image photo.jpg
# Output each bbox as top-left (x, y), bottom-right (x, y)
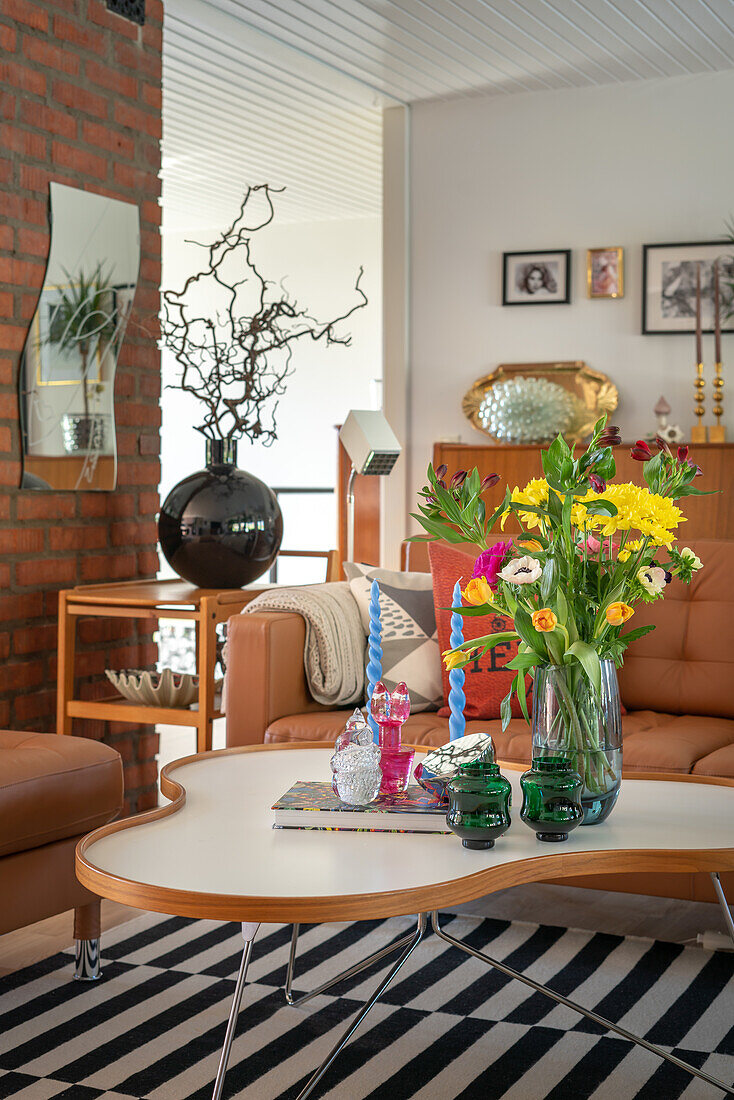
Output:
top-left (0, 911), bottom-right (732, 1099)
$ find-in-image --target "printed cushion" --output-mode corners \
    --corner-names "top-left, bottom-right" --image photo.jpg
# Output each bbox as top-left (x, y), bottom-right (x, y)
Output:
top-left (343, 562), bottom-right (442, 713)
top-left (428, 541), bottom-right (524, 721)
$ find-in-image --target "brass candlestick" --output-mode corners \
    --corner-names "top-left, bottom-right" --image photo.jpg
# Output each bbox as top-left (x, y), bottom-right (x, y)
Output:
top-left (709, 361), bottom-right (725, 442)
top-left (691, 361), bottom-right (707, 443)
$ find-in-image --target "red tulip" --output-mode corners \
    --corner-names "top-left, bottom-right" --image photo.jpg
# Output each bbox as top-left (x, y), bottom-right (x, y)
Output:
top-left (598, 425), bottom-right (621, 447)
top-left (677, 445), bottom-right (689, 462)
top-left (481, 473), bottom-right (500, 491)
top-left (654, 435), bottom-right (672, 455)
top-left (589, 473), bottom-right (606, 493)
top-left (630, 440), bottom-right (652, 462)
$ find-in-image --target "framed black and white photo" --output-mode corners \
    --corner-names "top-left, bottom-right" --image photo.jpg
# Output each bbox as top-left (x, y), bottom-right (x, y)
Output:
top-left (502, 250), bottom-right (571, 306)
top-left (642, 241), bottom-right (734, 335)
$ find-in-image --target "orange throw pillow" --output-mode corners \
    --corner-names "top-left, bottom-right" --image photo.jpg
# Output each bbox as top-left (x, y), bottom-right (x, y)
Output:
top-left (428, 541), bottom-right (524, 720)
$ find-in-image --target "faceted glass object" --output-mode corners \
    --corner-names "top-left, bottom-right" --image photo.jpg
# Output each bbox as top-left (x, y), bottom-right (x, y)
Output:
top-left (446, 747), bottom-right (512, 850)
top-left (370, 681), bottom-right (414, 798)
top-left (414, 732), bottom-right (495, 805)
top-left (519, 756), bottom-right (584, 843)
top-left (330, 708), bottom-right (382, 806)
top-left (532, 661), bottom-right (622, 825)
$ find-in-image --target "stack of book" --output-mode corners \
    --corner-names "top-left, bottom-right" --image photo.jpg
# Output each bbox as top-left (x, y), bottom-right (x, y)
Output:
top-left (272, 781), bottom-right (450, 834)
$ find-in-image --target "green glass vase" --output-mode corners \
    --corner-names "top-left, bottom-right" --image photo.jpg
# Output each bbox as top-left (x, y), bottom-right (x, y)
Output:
top-left (446, 755), bottom-right (512, 851)
top-left (519, 755), bottom-right (583, 843)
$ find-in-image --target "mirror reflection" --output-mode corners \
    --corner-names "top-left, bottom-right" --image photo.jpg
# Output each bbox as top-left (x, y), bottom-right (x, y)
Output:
top-left (19, 183), bottom-right (140, 490)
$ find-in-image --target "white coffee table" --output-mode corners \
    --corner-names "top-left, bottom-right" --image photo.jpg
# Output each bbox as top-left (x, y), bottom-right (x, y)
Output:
top-left (76, 744), bottom-right (734, 1099)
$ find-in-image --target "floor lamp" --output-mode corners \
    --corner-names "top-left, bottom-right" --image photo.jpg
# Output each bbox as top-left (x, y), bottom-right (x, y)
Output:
top-left (339, 410), bottom-right (401, 562)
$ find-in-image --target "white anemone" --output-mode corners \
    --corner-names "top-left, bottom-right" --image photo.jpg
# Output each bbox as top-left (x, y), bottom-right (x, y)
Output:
top-left (497, 555), bottom-right (542, 585)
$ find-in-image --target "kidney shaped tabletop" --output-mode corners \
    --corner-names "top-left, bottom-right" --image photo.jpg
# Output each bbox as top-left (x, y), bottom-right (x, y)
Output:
top-left (76, 745), bottom-right (734, 924)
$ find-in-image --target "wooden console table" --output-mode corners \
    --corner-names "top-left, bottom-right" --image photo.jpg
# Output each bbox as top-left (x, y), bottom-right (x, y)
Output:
top-left (56, 580), bottom-right (266, 753)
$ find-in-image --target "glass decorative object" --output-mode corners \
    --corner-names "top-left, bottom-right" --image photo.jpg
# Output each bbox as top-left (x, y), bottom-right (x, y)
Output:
top-left (446, 741), bottom-right (512, 850)
top-left (414, 731), bottom-right (495, 806)
top-left (370, 681), bottom-right (414, 798)
top-left (330, 708), bottom-right (382, 806)
top-left (519, 756), bottom-right (583, 843)
top-left (532, 660), bottom-right (622, 825)
top-left (477, 377), bottom-right (577, 444)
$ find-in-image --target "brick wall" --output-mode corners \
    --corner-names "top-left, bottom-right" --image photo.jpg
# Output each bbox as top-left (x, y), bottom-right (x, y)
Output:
top-left (0, 0), bottom-right (163, 812)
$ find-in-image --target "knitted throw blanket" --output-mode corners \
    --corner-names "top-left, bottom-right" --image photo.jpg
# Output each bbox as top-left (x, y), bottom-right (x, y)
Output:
top-left (242, 582), bottom-right (366, 707)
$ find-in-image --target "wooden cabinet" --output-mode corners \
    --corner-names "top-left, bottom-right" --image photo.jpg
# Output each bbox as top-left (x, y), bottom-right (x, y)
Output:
top-left (432, 442), bottom-right (734, 542)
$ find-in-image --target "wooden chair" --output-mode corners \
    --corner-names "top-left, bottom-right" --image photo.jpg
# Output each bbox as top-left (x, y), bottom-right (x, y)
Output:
top-left (268, 549), bottom-right (341, 584)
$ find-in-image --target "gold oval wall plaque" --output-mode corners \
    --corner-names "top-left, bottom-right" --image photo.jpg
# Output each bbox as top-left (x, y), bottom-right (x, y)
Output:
top-left (462, 361), bottom-right (618, 446)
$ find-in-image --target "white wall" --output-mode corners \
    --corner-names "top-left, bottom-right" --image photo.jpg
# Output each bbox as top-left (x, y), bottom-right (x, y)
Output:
top-left (408, 71), bottom-right (734, 533)
top-left (160, 215), bottom-right (381, 561)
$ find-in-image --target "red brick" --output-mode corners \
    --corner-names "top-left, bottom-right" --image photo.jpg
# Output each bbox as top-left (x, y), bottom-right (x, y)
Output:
top-left (138, 491), bottom-right (159, 515)
top-left (0, 60), bottom-right (46, 96)
top-left (16, 494), bottom-right (75, 521)
top-left (80, 552), bottom-right (137, 582)
top-left (0, 24), bottom-right (17, 51)
top-left (0, 257), bottom-right (45, 289)
top-left (0, 459), bottom-right (22, 487)
top-left (17, 226), bottom-right (48, 256)
top-left (0, 324), bottom-right (27, 351)
top-left (88, 0), bottom-right (139, 39)
top-left (110, 520), bottom-right (157, 547)
top-left (137, 549), bottom-right (159, 575)
top-left (23, 35), bottom-right (80, 75)
top-left (13, 624), bottom-right (58, 654)
top-left (16, 558), bottom-right (77, 587)
top-left (116, 402), bottom-right (160, 428)
top-left (114, 100), bottom-right (161, 139)
top-left (49, 526), bottom-right (108, 551)
top-left (53, 14), bottom-right (106, 53)
top-left (0, 191), bottom-right (46, 224)
top-left (53, 79), bottom-right (108, 119)
top-left (0, 528), bottom-right (44, 554)
top-left (134, 789), bottom-right (159, 812)
top-left (15, 690), bottom-right (57, 722)
top-left (138, 432), bottom-right (158, 455)
top-left (85, 58), bottom-right (136, 98)
top-left (123, 761), bottom-right (159, 792)
top-left (0, 359), bottom-right (13, 387)
top-left (0, 226), bottom-right (13, 251)
top-left (78, 618), bottom-right (134, 644)
top-left (114, 39), bottom-right (159, 79)
top-left (75, 650), bottom-right (108, 677)
top-left (0, 295), bottom-right (13, 323)
top-left (52, 140), bottom-right (107, 180)
top-left (21, 99), bottom-right (77, 140)
top-left (81, 120), bottom-right (135, 159)
top-left (142, 21), bottom-right (162, 52)
top-left (0, 123), bottom-right (47, 161)
top-left (141, 81), bottom-right (162, 111)
top-left (0, 661), bottom-right (44, 693)
top-left (0, 158), bottom-right (12, 187)
top-left (5, 0), bottom-right (48, 31)
top-left (136, 731), bottom-right (160, 760)
top-left (0, 633), bottom-right (10, 661)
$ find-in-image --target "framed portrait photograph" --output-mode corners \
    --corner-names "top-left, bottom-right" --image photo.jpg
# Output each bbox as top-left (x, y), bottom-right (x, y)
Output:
top-left (502, 250), bottom-right (571, 306)
top-left (587, 247), bottom-right (624, 299)
top-left (642, 241), bottom-right (734, 335)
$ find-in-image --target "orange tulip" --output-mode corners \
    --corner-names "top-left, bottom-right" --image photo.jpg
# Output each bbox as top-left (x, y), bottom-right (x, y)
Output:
top-left (462, 576), bottom-right (493, 606)
top-left (517, 538), bottom-right (542, 551)
top-left (443, 648), bottom-right (474, 670)
top-left (531, 607), bottom-right (558, 633)
top-left (606, 602), bottom-right (634, 626)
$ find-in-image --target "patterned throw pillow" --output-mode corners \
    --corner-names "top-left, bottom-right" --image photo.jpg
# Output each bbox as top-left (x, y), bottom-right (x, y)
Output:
top-left (428, 541), bottom-right (524, 720)
top-left (343, 562), bottom-right (442, 713)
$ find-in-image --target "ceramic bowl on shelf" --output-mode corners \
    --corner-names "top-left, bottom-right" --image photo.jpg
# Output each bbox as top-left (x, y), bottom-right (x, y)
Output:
top-left (105, 667), bottom-right (200, 708)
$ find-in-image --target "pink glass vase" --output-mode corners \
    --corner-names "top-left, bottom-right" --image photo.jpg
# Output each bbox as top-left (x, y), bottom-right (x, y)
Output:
top-left (370, 681), bottom-right (415, 798)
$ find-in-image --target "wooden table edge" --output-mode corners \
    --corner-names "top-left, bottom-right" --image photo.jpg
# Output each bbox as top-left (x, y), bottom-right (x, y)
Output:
top-left (76, 743), bottom-right (734, 924)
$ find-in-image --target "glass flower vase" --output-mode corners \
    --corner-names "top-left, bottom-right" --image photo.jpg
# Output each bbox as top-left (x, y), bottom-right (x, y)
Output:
top-left (531, 660), bottom-right (622, 826)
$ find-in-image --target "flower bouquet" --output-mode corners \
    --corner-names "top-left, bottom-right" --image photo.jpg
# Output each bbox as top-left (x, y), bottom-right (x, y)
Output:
top-left (411, 419), bottom-right (711, 823)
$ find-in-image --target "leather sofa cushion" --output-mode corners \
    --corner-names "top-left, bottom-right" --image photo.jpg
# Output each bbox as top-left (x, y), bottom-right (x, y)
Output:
top-left (0, 731), bottom-right (123, 858)
top-left (265, 710), bottom-right (734, 776)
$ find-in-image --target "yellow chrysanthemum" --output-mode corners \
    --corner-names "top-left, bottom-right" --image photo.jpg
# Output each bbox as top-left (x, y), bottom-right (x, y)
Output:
top-left (501, 478), bottom-right (550, 530)
top-left (617, 539), bottom-right (643, 562)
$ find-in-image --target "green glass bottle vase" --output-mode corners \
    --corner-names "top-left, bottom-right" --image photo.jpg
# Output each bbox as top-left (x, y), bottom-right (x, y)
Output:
top-left (519, 756), bottom-right (583, 843)
top-left (446, 751), bottom-right (512, 851)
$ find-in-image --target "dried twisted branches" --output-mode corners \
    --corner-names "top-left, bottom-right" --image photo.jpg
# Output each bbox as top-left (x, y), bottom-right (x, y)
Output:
top-left (161, 184), bottom-right (368, 443)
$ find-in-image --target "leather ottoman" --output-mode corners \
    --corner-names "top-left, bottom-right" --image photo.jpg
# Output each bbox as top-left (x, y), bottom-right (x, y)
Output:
top-left (0, 731), bottom-right (123, 977)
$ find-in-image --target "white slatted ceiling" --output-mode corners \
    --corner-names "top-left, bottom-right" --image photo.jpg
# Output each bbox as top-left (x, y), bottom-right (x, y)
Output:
top-left (162, 0), bottom-right (734, 229)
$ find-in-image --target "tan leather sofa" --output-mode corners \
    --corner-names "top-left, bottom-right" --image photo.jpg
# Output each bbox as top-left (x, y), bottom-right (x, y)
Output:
top-left (225, 539), bottom-right (733, 904)
top-left (0, 731), bottom-right (123, 977)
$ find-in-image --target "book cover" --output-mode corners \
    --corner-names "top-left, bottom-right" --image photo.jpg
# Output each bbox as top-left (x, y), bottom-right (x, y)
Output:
top-left (272, 781), bottom-right (445, 816)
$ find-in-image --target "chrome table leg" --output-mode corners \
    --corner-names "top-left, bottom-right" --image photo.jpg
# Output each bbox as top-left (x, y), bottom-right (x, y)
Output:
top-left (74, 938), bottom-right (101, 981)
top-left (285, 918), bottom-right (422, 1007)
top-left (211, 921), bottom-right (260, 1100)
top-left (294, 913), bottom-right (428, 1100)
top-left (431, 911), bottom-right (734, 1097)
top-left (711, 872), bottom-right (734, 947)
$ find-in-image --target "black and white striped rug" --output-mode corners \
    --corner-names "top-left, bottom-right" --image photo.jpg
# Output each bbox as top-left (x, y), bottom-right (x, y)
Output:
top-left (0, 911), bottom-right (732, 1099)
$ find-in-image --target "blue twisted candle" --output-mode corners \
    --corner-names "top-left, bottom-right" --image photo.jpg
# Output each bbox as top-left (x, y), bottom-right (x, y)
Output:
top-left (448, 580), bottom-right (466, 741)
top-left (366, 579), bottom-right (383, 741)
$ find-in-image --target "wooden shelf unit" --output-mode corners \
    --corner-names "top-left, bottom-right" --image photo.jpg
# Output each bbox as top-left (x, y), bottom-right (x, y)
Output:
top-left (57, 579), bottom-right (267, 753)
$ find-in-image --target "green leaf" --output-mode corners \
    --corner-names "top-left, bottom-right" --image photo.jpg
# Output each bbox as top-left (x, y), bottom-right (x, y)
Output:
top-left (500, 688), bottom-right (512, 731)
top-left (566, 640), bottom-right (601, 694)
top-left (619, 624), bottom-right (656, 645)
top-left (540, 557), bottom-right (558, 602)
top-left (513, 604), bottom-right (542, 651)
top-left (581, 498), bottom-right (618, 517)
top-left (517, 670), bottom-right (530, 723)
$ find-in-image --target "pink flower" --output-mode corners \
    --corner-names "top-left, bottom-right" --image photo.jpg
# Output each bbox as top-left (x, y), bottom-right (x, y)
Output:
top-left (580, 534), bottom-right (601, 554)
top-left (473, 540), bottom-right (513, 591)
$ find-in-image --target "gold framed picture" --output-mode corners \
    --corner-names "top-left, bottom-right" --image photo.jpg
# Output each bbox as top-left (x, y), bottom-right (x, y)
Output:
top-left (587, 247), bottom-right (624, 299)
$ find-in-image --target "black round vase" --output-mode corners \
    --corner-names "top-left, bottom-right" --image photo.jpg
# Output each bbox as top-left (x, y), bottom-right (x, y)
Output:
top-left (158, 439), bottom-right (283, 589)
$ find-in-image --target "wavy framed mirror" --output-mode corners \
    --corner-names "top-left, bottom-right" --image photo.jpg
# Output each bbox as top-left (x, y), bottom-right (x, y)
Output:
top-left (19, 183), bottom-right (140, 491)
